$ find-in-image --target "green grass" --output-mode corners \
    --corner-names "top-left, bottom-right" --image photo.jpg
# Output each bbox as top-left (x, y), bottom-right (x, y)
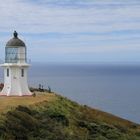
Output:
top-left (0, 92), bottom-right (139, 140)
top-left (0, 92), bottom-right (55, 113)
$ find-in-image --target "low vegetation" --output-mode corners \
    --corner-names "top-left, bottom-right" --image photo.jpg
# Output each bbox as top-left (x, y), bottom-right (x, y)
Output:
top-left (0, 92), bottom-right (139, 140)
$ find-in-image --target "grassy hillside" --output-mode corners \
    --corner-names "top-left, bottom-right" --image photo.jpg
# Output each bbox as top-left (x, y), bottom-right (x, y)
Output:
top-left (0, 92), bottom-right (140, 140)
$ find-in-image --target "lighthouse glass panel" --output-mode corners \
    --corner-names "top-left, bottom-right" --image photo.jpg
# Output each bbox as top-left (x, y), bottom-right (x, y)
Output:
top-left (5, 48), bottom-right (18, 63)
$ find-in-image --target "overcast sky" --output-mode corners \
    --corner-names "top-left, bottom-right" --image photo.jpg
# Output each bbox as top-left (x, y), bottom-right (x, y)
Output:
top-left (0, 0), bottom-right (140, 63)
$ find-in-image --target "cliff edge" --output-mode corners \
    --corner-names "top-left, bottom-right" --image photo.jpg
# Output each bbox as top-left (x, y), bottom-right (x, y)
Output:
top-left (0, 92), bottom-right (140, 140)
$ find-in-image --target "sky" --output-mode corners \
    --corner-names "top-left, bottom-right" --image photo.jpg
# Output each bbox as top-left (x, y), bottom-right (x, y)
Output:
top-left (0, 0), bottom-right (140, 63)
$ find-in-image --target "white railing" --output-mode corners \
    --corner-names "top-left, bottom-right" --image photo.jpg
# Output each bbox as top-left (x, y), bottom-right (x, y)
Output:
top-left (0, 58), bottom-right (32, 64)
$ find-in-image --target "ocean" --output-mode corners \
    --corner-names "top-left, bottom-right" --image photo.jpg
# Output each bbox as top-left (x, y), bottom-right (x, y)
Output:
top-left (1, 63), bottom-right (140, 124)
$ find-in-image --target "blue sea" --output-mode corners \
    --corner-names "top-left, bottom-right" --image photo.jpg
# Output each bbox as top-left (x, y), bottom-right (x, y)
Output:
top-left (1, 63), bottom-right (140, 124)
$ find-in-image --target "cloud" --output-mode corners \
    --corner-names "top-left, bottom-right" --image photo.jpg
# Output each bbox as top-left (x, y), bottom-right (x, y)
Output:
top-left (0, 0), bottom-right (140, 33)
top-left (0, 0), bottom-right (140, 62)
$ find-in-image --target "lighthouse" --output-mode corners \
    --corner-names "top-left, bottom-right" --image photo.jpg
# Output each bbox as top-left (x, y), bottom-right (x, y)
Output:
top-left (0, 31), bottom-right (32, 96)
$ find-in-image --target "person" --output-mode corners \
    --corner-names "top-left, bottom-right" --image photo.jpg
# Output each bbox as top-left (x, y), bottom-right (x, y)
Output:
top-left (32, 92), bottom-right (36, 97)
top-left (48, 86), bottom-right (51, 93)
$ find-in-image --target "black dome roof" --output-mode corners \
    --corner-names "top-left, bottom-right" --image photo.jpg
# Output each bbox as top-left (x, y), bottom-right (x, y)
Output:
top-left (6, 31), bottom-right (26, 47)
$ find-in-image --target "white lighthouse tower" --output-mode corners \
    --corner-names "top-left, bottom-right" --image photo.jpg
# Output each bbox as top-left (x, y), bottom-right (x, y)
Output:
top-left (0, 31), bottom-right (32, 96)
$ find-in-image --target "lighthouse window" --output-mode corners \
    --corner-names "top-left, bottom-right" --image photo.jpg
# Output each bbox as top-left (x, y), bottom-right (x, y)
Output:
top-left (7, 69), bottom-right (9, 77)
top-left (21, 69), bottom-right (24, 77)
top-left (5, 48), bottom-right (18, 63)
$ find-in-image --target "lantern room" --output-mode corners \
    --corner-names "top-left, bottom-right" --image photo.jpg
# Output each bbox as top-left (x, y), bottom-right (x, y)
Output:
top-left (5, 31), bottom-right (26, 63)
